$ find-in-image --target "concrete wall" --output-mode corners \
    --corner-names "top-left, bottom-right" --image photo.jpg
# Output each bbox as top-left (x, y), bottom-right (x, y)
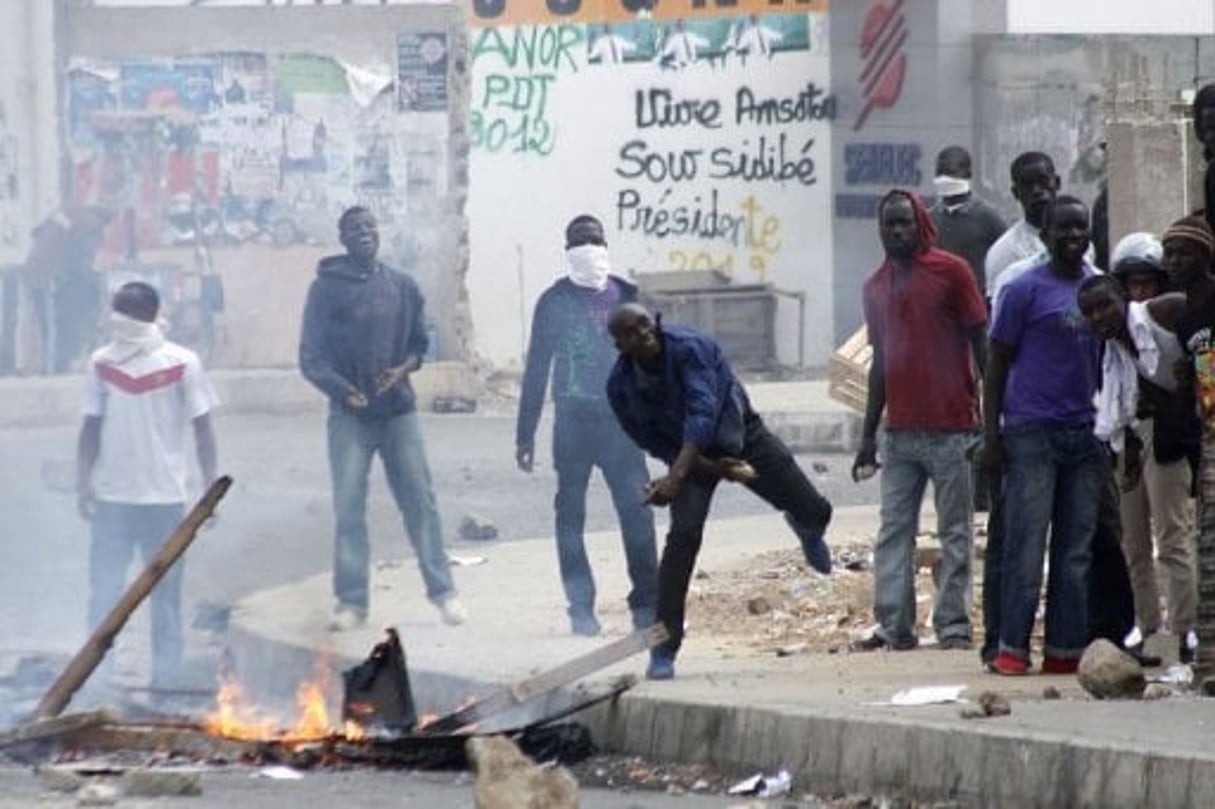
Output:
top-left (466, 1), bottom-right (835, 369)
top-left (0, 0), bottom-right (60, 266)
top-left (64, 4), bottom-right (472, 366)
top-left (829, 0), bottom-right (978, 343)
top-left (972, 35), bottom-right (1215, 232)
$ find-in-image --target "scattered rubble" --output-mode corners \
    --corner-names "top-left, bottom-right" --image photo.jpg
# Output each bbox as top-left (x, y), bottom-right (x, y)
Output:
top-left (1077, 640), bottom-right (1145, 700)
top-left (120, 767), bottom-right (203, 797)
top-left (959, 691), bottom-right (1011, 720)
top-left (458, 514), bottom-right (499, 542)
top-left (467, 735), bottom-right (578, 809)
top-left (1142, 683), bottom-right (1174, 701)
top-left (76, 783), bottom-right (120, 807)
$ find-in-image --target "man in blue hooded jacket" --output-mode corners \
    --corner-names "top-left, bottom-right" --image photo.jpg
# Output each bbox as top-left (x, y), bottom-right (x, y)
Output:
top-left (299, 206), bottom-right (466, 631)
top-left (607, 303), bottom-right (833, 679)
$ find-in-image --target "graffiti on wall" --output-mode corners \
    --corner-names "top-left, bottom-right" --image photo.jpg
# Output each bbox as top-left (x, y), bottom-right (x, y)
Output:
top-left (471, 24), bottom-right (583, 155)
top-left (616, 80), bottom-right (834, 279)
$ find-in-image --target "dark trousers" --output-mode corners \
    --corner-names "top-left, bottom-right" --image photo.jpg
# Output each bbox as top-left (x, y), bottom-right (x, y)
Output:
top-left (552, 404), bottom-right (659, 626)
top-left (1089, 463), bottom-right (1136, 645)
top-left (657, 414), bottom-right (832, 657)
top-left (980, 467), bottom-right (1004, 664)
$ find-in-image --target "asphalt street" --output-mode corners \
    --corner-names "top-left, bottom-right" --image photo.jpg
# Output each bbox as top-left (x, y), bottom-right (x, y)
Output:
top-left (0, 409), bottom-right (876, 658)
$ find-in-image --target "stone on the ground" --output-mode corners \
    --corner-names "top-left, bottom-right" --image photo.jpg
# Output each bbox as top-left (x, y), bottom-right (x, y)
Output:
top-left (121, 768), bottom-right (202, 797)
top-left (37, 766), bottom-right (84, 793)
top-left (1042, 686), bottom-right (1062, 700)
top-left (459, 514), bottom-right (499, 542)
top-left (1077, 639), bottom-right (1145, 699)
top-left (977, 691), bottom-right (1011, 716)
top-left (1142, 683), bottom-right (1173, 700)
top-left (746, 596), bottom-right (772, 615)
top-left (959, 690), bottom-right (1011, 719)
top-left (77, 783), bottom-right (119, 806)
top-left (467, 735), bottom-right (578, 809)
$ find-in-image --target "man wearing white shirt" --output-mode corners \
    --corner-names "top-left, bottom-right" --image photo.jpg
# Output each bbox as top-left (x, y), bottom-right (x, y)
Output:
top-left (589, 24), bottom-right (636, 65)
top-left (734, 14), bottom-right (782, 62)
top-left (77, 282), bottom-right (219, 688)
top-left (987, 153), bottom-right (1096, 311)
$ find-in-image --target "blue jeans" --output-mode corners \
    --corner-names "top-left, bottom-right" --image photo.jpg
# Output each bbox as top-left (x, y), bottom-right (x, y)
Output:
top-left (89, 501), bottom-right (185, 686)
top-left (553, 403), bottom-right (658, 627)
top-left (873, 431), bottom-right (976, 646)
top-left (328, 407), bottom-right (455, 610)
top-left (1000, 425), bottom-right (1104, 661)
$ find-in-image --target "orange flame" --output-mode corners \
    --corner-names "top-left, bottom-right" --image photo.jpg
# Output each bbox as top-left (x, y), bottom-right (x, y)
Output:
top-left (203, 655), bottom-right (364, 743)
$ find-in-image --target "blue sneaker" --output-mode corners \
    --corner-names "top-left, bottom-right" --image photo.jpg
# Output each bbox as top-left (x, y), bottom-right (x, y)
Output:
top-left (646, 649), bottom-right (676, 680)
top-left (785, 513), bottom-right (832, 574)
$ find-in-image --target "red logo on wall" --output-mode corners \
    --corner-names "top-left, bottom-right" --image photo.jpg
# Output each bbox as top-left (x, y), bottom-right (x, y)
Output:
top-left (854, 0), bottom-right (908, 131)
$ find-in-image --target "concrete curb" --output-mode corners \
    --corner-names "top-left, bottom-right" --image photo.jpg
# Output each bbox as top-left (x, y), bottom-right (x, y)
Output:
top-left (226, 612), bottom-right (1215, 808)
top-left (581, 693), bottom-right (1213, 808)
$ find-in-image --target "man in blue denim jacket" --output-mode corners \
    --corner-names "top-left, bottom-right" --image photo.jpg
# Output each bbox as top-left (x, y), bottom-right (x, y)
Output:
top-left (607, 303), bottom-right (833, 679)
top-left (300, 206), bottom-right (465, 632)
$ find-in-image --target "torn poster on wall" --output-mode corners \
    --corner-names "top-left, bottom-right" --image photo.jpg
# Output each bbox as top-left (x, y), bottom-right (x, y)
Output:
top-left (66, 51), bottom-right (447, 261)
top-left (398, 33), bottom-right (449, 112)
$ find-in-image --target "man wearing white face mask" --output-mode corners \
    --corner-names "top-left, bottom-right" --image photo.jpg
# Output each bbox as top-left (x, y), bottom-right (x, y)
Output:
top-left (516, 215), bottom-right (659, 637)
top-left (928, 146), bottom-right (1007, 295)
top-left (76, 282), bottom-right (219, 688)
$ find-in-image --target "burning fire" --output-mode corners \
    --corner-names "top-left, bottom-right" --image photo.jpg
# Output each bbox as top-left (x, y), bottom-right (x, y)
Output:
top-left (204, 657), bottom-right (360, 743)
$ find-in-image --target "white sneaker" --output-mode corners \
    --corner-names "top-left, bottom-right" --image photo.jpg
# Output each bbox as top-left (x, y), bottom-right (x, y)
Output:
top-left (438, 596), bottom-right (468, 626)
top-left (328, 604), bottom-right (366, 632)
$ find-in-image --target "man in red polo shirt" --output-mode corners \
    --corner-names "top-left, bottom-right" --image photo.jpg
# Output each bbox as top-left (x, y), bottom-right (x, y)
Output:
top-left (852, 189), bottom-right (988, 651)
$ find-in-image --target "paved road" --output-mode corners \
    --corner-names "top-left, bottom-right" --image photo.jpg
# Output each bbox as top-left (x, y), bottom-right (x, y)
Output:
top-left (0, 410), bottom-right (876, 657)
top-left (0, 766), bottom-right (825, 808)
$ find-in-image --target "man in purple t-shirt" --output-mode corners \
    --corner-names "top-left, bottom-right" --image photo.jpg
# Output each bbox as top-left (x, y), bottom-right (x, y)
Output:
top-left (983, 195), bottom-right (1104, 675)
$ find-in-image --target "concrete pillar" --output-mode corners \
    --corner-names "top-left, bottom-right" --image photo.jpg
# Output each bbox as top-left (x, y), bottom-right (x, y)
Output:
top-left (1106, 116), bottom-right (1201, 247)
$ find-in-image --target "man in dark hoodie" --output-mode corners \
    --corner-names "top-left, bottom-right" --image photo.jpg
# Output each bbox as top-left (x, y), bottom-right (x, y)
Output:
top-left (515, 214), bottom-right (658, 637)
top-left (852, 190), bottom-right (988, 652)
top-left (299, 206), bottom-right (465, 631)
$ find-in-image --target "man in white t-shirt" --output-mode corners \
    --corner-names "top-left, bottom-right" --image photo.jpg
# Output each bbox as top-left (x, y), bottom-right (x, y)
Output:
top-left (76, 281), bottom-right (219, 688)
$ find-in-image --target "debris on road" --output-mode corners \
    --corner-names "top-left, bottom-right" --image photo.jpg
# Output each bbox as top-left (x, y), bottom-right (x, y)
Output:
top-left (727, 769), bottom-right (792, 798)
top-left (959, 691), bottom-right (1011, 720)
top-left (467, 735), bottom-right (578, 809)
top-left (867, 685), bottom-right (966, 707)
top-left (458, 514), bottom-right (499, 542)
top-left (1077, 640), bottom-right (1145, 700)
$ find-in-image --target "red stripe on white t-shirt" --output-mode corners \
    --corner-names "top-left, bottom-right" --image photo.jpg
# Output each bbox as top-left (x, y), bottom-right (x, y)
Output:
top-left (97, 362), bottom-right (186, 394)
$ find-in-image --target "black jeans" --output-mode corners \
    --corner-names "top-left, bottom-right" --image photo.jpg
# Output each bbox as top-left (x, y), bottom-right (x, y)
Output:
top-left (1089, 463), bottom-right (1136, 645)
top-left (980, 468), bottom-right (1004, 664)
top-left (657, 414), bottom-right (833, 656)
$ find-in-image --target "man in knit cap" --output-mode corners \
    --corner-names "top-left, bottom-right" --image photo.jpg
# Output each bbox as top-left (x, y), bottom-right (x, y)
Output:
top-left (1167, 214), bottom-right (1215, 675)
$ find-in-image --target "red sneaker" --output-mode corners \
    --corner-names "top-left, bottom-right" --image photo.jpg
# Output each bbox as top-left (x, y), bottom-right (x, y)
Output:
top-left (1042, 656), bottom-right (1079, 674)
top-left (991, 651), bottom-right (1029, 676)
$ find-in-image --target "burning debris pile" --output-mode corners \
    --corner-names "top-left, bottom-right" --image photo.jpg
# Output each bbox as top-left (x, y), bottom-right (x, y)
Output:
top-left (1, 623), bottom-right (657, 801)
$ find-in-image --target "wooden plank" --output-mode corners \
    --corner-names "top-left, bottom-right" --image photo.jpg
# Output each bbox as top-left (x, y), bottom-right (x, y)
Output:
top-left (32, 477), bottom-right (233, 720)
top-left (423, 624), bottom-right (668, 735)
top-left (0, 711), bottom-right (114, 749)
